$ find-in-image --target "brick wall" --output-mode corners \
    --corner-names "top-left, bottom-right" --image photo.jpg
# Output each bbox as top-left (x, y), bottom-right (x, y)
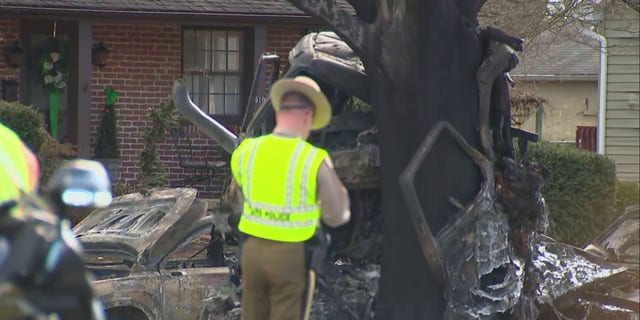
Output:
top-left (94, 24), bottom-right (310, 199)
top-left (266, 26), bottom-right (308, 78)
top-left (91, 23), bottom-right (231, 199)
top-left (0, 19), bottom-right (21, 93)
top-left (2, 21), bottom-right (309, 200)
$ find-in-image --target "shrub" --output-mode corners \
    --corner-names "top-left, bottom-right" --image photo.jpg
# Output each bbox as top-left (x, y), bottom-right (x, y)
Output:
top-left (0, 99), bottom-right (77, 188)
top-left (528, 142), bottom-right (618, 246)
top-left (94, 87), bottom-right (120, 159)
top-left (615, 180), bottom-right (640, 213)
top-left (112, 179), bottom-right (152, 197)
top-left (38, 135), bottom-right (77, 187)
top-left (139, 98), bottom-right (182, 188)
top-left (0, 100), bottom-right (48, 152)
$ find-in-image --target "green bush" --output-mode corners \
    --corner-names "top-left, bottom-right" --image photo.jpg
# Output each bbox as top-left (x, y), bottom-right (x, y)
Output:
top-left (528, 142), bottom-right (618, 246)
top-left (0, 100), bottom-right (48, 152)
top-left (94, 87), bottom-right (120, 159)
top-left (616, 180), bottom-right (640, 213)
top-left (38, 135), bottom-right (77, 186)
top-left (112, 179), bottom-right (151, 197)
top-left (0, 99), bottom-right (77, 188)
top-left (139, 98), bottom-right (182, 188)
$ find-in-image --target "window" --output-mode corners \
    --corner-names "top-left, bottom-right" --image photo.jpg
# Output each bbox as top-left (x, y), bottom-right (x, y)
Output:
top-left (182, 28), bottom-right (247, 119)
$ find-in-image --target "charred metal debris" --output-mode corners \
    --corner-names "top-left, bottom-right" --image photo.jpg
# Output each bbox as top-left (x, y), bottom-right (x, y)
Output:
top-left (398, 29), bottom-right (638, 320)
top-left (170, 30), bottom-right (639, 320)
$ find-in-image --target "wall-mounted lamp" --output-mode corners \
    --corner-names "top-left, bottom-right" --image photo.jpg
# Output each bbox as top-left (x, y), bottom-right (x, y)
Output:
top-left (92, 42), bottom-right (109, 68)
top-left (5, 42), bottom-right (24, 67)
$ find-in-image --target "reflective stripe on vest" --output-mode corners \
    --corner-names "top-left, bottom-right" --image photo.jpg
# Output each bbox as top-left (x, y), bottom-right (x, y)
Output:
top-left (231, 134), bottom-right (328, 242)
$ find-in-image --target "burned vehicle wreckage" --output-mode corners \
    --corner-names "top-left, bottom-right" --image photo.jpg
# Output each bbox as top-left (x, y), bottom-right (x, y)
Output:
top-left (79, 31), bottom-right (639, 320)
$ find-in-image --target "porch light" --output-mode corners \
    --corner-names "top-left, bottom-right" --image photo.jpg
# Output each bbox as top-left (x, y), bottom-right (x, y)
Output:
top-left (5, 42), bottom-right (24, 67)
top-left (92, 42), bottom-right (109, 68)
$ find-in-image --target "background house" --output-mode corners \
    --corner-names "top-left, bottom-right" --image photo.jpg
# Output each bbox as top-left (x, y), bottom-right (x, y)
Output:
top-left (0, 0), bottom-right (342, 198)
top-left (510, 26), bottom-right (601, 145)
top-left (600, 3), bottom-right (639, 184)
top-left (511, 2), bottom-right (639, 185)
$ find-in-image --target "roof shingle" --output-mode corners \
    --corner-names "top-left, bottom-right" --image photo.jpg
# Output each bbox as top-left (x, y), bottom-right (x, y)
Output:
top-left (511, 26), bottom-right (601, 81)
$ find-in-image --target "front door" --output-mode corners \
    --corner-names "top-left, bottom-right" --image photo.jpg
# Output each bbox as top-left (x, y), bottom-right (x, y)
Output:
top-left (21, 19), bottom-right (78, 145)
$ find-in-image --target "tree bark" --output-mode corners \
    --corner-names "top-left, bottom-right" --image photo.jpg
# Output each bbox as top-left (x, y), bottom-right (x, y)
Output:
top-left (289, 0), bottom-right (485, 318)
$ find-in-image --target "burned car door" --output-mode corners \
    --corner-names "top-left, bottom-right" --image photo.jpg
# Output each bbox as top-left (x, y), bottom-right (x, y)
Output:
top-left (584, 205), bottom-right (640, 267)
top-left (159, 219), bottom-right (232, 319)
top-left (92, 268), bottom-right (163, 320)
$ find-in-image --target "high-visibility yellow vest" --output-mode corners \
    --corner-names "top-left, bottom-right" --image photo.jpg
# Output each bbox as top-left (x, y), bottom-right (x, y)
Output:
top-left (0, 122), bottom-right (39, 213)
top-left (231, 134), bottom-right (328, 242)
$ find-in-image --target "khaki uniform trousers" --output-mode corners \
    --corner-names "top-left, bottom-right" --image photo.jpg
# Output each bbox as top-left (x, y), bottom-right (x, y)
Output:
top-left (240, 236), bottom-right (314, 320)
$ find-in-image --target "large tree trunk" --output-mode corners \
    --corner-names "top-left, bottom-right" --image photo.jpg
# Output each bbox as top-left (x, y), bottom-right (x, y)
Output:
top-left (289, 0), bottom-right (485, 318)
top-left (371, 2), bottom-right (484, 318)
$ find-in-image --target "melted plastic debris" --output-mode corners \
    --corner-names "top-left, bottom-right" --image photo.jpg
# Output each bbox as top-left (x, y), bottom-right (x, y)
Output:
top-left (310, 262), bottom-right (380, 320)
top-left (221, 251), bottom-right (380, 320)
top-left (531, 235), bottom-right (628, 303)
top-left (475, 208), bottom-right (512, 277)
top-left (439, 199), bottom-right (525, 319)
top-left (599, 303), bottom-right (636, 313)
top-left (224, 308), bottom-right (241, 320)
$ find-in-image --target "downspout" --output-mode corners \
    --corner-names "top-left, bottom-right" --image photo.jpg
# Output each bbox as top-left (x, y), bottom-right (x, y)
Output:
top-left (596, 32), bottom-right (607, 155)
top-left (582, 25), bottom-right (608, 155)
top-left (597, 34), bottom-right (607, 155)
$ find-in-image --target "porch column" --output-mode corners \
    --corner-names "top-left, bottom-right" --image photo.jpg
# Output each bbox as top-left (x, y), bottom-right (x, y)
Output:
top-left (77, 19), bottom-right (92, 157)
top-left (254, 25), bottom-right (267, 64)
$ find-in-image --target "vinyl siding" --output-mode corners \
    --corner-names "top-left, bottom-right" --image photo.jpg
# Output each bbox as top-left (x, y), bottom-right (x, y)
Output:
top-left (603, 8), bottom-right (640, 184)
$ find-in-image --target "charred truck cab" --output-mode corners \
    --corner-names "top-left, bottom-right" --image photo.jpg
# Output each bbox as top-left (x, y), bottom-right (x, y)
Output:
top-left (173, 31), bottom-right (383, 257)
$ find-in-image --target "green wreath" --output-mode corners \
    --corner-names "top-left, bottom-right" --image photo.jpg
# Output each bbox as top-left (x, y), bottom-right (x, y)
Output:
top-left (38, 37), bottom-right (69, 92)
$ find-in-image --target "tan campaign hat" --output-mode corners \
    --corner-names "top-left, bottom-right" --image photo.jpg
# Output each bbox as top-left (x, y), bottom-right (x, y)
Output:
top-left (270, 76), bottom-right (332, 130)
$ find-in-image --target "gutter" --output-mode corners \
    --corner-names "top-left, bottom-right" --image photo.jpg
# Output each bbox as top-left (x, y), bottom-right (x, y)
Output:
top-left (510, 74), bottom-right (599, 82)
top-left (0, 5), bottom-right (319, 24)
top-left (0, 5), bottom-right (310, 17)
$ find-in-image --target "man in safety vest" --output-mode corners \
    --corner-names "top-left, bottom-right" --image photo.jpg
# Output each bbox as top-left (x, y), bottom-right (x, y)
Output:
top-left (231, 76), bottom-right (351, 320)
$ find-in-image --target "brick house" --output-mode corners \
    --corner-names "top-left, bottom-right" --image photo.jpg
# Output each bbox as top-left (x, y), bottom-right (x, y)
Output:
top-left (0, 1), bottom-right (331, 198)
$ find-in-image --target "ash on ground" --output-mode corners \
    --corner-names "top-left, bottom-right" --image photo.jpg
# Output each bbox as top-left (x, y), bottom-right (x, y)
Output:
top-left (221, 251), bottom-right (381, 320)
top-left (214, 188), bottom-right (383, 320)
top-left (310, 260), bottom-right (380, 320)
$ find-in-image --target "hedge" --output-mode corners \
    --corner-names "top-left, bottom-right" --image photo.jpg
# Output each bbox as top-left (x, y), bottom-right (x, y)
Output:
top-left (616, 180), bottom-right (640, 213)
top-left (38, 135), bottom-right (78, 186)
top-left (528, 142), bottom-right (618, 246)
top-left (0, 100), bottom-right (48, 152)
top-left (0, 100), bottom-right (77, 187)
